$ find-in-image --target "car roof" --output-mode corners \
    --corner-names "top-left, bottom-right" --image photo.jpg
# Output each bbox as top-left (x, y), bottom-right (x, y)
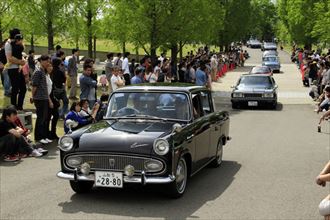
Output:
top-left (115, 83), bottom-right (206, 93)
top-left (242, 73), bottom-right (271, 77)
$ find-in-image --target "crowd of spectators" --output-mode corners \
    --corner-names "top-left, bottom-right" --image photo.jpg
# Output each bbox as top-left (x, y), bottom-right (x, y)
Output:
top-left (0, 27), bottom-right (248, 163)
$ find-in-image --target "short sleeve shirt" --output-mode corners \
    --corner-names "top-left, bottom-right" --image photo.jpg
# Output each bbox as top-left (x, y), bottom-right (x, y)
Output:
top-left (111, 75), bottom-right (120, 91)
top-left (4, 41), bottom-right (19, 69)
top-left (0, 120), bottom-right (15, 138)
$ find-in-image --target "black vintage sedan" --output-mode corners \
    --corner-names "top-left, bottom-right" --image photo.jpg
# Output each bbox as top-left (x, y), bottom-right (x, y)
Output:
top-left (57, 84), bottom-right (231, 198)
top-left (231, 74), bottom-right (278, 109)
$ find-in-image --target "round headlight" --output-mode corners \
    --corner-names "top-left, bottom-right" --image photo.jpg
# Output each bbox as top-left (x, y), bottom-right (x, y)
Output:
top-left (124, 165), bottom-right (135, 177)
top-left (67, 156), bottom-right (82, 168)
top-left (80, 162), bottom-right (91, 175)
top-left (153, 139), bottom-right (169, 156)
top-left (58, 136), bottom-right (74, 152)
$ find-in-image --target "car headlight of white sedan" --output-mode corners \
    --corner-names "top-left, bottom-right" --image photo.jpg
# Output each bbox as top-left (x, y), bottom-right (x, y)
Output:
top-left (262, 93), bottom-right (274, 98)
top-left (232, 93), bottom-right (244, 98)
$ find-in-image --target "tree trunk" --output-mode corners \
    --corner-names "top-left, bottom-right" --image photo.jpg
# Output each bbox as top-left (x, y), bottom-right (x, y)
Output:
top-left (170, 44), bottom-right (178, 79)
top-left (179, 41), bottom-right (183, 63)
top-left (46, 0), bottom-right (54, 53)
top-left (135, 47), bottom-right (139, 62)
top-left (87, 0), bottom-right (93, 58)
top-left (122, 42), bottom-right (126, 54)
top-left (30, 34), bottom-right (34, 51)
top-left (93, 35), bottom-right (96, 60)
top-left (150, 2), bottom-right (158, 65)
top-left (0, 18), bottom-right (2, 43)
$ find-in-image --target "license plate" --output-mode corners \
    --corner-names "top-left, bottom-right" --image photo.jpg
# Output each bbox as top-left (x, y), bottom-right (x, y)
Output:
top-left (248, 101), bottom-right (258, 106)
top-left (95, 171), bottom-right (123, 188)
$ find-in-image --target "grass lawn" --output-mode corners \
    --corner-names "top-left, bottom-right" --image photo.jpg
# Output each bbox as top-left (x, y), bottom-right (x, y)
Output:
top-left (27, 36), bottom-right (219, 57)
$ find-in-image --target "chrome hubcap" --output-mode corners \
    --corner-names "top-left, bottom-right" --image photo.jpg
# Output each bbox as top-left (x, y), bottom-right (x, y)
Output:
top-left (175, 159), bottom-right (187, 193)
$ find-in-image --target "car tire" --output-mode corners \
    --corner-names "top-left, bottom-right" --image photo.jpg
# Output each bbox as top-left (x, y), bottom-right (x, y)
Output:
top-left (232, 103), bottom-right (239, 109)
top-left (167, 157), bottom-right (188, 198)
top-left (210, 140), bottom-right (223, 168)
top-left (272, 101), bottom-right (277, 110)
top-left (70, 181), bottom-right (94, 193)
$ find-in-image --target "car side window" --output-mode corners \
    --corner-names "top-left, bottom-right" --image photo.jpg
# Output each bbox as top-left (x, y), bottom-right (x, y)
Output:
top-left (192, 94), bottom-right (203, 120)
top-left (200, 91), bottom-right (212, 115)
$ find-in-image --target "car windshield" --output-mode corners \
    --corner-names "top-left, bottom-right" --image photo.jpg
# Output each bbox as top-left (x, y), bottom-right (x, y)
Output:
top-left (106, 92), bottom-right (190, 121)
top-left (251, 67), bottom-right (270, 73)
top-left (263, 56), bottom-right (278, 62)
top-left (238, 76), bottom-right (272, 87)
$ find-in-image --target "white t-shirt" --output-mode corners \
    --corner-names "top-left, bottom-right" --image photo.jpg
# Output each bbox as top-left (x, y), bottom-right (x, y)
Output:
top-left (111, 75), bottom-right (122, 91)
top-left (4, 40), bottom-right (19, 69)
top-left (45, 74), bottom-right (52, 95)
top-left (149, 73), bottom-right (158, 83)
top-left (122, 57), bottom-right (130, 74)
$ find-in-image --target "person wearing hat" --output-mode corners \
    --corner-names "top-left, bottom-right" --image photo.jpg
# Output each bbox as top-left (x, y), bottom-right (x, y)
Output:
top-left (5, 28), bottom-right (26, 110)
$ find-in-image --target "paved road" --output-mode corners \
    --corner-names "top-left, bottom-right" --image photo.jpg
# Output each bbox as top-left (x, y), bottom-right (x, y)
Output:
top-left (1, 48), bottom-right (329, 219)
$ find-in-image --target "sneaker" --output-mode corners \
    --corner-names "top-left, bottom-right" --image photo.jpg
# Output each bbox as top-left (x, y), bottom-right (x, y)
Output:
top-left (39, 139), bottom-right (49, 144)
top-left (30, 149), bottom-right (43, 157)
top-left (4, 155), bottom-right (20, 162)
top-left (45, 138), bottom-right (53, 143)
top-left (37, 148), bottom-right (48, 156)
top-left (19, 153), bottom-right (28, 158)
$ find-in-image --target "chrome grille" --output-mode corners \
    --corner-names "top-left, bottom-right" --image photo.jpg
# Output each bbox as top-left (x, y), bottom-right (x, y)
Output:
top-left (244, 93), bottom-right (262, 98)
top-left (65, 154), bottom-right (165, 174)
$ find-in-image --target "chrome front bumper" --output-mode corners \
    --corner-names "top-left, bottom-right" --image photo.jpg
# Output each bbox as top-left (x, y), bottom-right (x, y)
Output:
top-left (57, 171), bottom-right (175, 184)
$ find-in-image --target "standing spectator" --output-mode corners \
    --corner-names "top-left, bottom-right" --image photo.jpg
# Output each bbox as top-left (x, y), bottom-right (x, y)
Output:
top-left (51, 58), bottom-right (68, 120)
top-left (105, 52), bottom-right (113, 92)
top-left (131, 67), bottom-right (144, 84)
top-left (68, 48), bottom-right (79, 100)
top-left (45, 63), bottom-right (60, 140)
top-left (210, 55), bottom-right (218, 81)
top-left (99, 71), bottom-right (107, 93)
top-left (0, 40), bottom-right (11, 97)
top-left (158, 53), bottom-right (166, 66)
top-left (195, 63), bottom-right (207, 87)
top-left (113, 53), bottom-right (122, 67)
top-left (83, 58), bottom-right (97, 105)
top-left (111, 66), bottom-right (125, 91)
top-left (122, 52), bottom-right (131, 85)
top-left (31, 55), bottom-right (52, 144)
top-left (129, 58), bottom-right (136, 76)
top-left (51, 45), bottom-right (62, 61)
top-left (79, 64), bottom-right (97, 108)
top-left (28, 49), bottom-right (35, 78)
top-left (5, 29), bottom-right (26, 110)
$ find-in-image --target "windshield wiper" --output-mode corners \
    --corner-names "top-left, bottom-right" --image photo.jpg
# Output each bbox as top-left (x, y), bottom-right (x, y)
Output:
top-left (118, 114), bottom-right (168, 121)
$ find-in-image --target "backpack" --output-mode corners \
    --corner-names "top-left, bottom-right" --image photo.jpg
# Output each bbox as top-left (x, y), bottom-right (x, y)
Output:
top-left (0, 48), bottom-right (7, 65)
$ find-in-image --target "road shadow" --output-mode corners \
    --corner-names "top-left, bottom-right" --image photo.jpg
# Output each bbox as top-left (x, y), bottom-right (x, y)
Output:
top-left (232, 102), bottom-right (283, 111)
top-left (231, 65), bottom-right (253, 73)
top-left (58, 160), bottom-right (241, 219)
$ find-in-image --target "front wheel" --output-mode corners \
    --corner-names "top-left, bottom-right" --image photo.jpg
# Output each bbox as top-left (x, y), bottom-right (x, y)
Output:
top-left (210, 140), bottom-right (223, 168)
top-left (70, 181), bottom-right (94, 193)
top-left (167, 157), bottom-right (188, 198)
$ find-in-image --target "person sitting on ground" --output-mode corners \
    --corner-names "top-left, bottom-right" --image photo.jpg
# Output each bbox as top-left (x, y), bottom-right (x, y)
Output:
top-left (64, 102), bottom-right (97, 133)
top-left (317, 86), bottom-right (330, 113)
top-left (309, 80), bottom-right (319, 100)
top-left (78, 99), bottom-right (99, 121)
top-left (316, 161), bottom-right (330, 219)
top-left (95, 94), bottom-right (109, 121)
top-left (0, 106), bottom-right (42, 162)
top-left (13, 113), bottom-right (48, 155)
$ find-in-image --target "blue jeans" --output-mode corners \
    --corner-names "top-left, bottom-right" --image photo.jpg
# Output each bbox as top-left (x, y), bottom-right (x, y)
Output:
top-left (3, 69), bottom-right (11, 95)
top-left (58, 90), bottom-right (69, 117)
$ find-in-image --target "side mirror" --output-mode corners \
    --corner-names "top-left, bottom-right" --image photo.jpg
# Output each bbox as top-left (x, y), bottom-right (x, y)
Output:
top-left (65, 119), bottom-right (79, 134)
top-left (230, 85), bottom-right (235, 89)
top-left (172, 123), bottom-right (183, 133)
top-left (274, 85), bottom-right (278, 89)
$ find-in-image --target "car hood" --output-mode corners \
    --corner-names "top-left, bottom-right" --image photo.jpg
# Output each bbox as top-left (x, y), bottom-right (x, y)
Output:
top-left (235, 85), bottom-right (274, 92)
top-left (264, 61), bottom-right (280, 65)
top-left (75, 120), bottom-right (177, 154)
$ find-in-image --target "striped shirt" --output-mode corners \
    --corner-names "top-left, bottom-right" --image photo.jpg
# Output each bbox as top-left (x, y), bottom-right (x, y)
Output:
top-left (32, 67), bottom-right (49, 100)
